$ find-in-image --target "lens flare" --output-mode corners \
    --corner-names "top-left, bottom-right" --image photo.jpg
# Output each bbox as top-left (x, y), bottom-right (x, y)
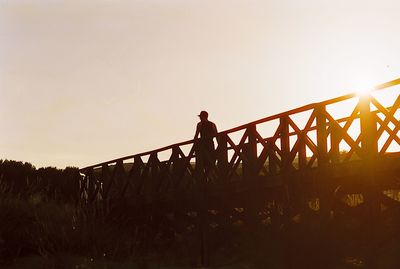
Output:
top-left (351, 79), bottom-right (374, 96)
top-left (356, 87), bottom-right (372, 96)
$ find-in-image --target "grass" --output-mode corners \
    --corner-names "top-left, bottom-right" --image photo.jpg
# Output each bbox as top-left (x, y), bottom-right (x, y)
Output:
top-left (0, 189), bottom-right (211, 268)
top-left (2, 159), bottom-right (400, 268)
top-left (2, 191), bottom-right (400, 268)
top-left (0, 194), bottom-right (136, 267)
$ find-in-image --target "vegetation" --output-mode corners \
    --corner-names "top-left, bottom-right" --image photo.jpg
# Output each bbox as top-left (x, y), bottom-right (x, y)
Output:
top-left (1, 159), bottom-right (400, 268)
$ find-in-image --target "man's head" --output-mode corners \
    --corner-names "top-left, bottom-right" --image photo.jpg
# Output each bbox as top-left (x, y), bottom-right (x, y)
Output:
top-left (198, 110), bottom-right (208, 121)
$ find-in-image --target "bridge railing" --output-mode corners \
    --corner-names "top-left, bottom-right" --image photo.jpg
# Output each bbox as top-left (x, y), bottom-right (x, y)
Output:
top-left (79, 79), bottom-right (400, 203)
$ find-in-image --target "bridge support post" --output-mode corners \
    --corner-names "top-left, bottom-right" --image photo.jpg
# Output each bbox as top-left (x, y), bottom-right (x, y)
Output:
top-left (360, 94), bottom-right (379, 215)
top-left (330, 124), bottom-right (341, 164)
top-left (243, 125), bottom-right (260, 230)
top-left (194, 150), bottom-right (209, 267)
top-left (359, 94), bottom-right (379, 267)
top-left (198, 173), bottom-right (209, 267)
top-left (216, 133), bottom-right (229, 182)
top-left (279, 116), bottom-right (293, 223)
top-left (315, 105), bottom-right (337, 267)
top-left (298, 132), bottom-right (308, 213)
top-left (171, 146), bottom-right (184, 188)
top-left (316, 105), bottom-right (331, 220)
top-left (359, 94), bottom-right (378, 188)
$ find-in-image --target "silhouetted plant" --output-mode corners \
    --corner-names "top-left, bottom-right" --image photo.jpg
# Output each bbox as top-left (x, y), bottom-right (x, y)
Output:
top-left (0, 160), bottom-right (80, 203)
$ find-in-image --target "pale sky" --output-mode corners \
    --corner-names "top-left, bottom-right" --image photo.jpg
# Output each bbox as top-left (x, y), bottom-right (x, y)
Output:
top-left (1, 0), bottom-right (400, 168)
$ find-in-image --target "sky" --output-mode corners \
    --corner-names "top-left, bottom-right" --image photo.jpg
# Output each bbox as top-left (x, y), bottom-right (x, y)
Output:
top-left (1, 0), bottom-right (400, 169)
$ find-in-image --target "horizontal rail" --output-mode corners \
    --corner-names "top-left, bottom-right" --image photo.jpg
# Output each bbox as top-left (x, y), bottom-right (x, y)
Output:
top-left (80, 78), bottom-right (400, 172)
top-left (80, 139), bottom-right (195, 171)
top-left (224, 77), bottom-right (400, 134)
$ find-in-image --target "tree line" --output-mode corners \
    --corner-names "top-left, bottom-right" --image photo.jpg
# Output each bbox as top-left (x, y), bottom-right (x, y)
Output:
top-left (0, 160), bottom-right (80, 203)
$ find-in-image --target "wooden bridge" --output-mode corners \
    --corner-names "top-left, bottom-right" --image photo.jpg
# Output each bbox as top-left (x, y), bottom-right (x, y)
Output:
top-left (80, 78), bottom-right (399, 207)
top-left (79, 79), bottom-right (400, 265)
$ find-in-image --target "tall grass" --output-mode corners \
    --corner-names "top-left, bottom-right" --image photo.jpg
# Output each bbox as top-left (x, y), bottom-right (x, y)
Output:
top-left (0, 194), bottom-right (131, 266)
top-left (2, 159), bottom-right (400, 268)
top-left (0, 189), bottom-right (204, 268)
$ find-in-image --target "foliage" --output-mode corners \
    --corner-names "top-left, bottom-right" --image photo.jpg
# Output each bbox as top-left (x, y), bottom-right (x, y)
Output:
top-left (2, 159), bottom-right (400, 268)
top-left (0, 160), bottom-right (80, 203)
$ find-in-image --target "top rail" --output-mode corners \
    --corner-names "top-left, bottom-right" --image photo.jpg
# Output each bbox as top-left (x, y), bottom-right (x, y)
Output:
top-left (80, 78), bottom-right (400, 171)
top-left (225, 77), bottom-right (400, 134)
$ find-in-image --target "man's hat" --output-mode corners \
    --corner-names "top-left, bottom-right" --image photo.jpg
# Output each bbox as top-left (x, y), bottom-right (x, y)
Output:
top-left (198, 110), bottom-right (208, 118)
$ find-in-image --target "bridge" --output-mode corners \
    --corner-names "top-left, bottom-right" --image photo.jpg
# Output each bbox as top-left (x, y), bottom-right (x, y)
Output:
top-left (80, 79), bottom-right (400, 206)
top-left (79, 79), bottom-right (399, 266)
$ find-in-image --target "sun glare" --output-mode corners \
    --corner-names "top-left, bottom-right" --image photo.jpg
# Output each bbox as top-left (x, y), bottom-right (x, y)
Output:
top-left (352, 80), bottom-right (374, 96)
top-left (349, 72), bottom-right (382, 96)
top-left (356, 87), bottom-right (372, 97)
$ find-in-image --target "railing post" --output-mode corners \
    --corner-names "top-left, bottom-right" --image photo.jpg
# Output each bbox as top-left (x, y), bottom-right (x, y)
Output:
top-left (360, 93), bottom-right (380, 267)
top-left (100, 164), bottom-right (114, 215)
top-left (359, 94), bottom-right (379, 266)
top-left (360, 94), bottom-right (378, 161)
top-left (193, 139), bottom-right (210, 267)
top-left (148, 152), bottom-right (160, 201)
top-left (268, 138), bottom-right (278, 175)
top-left (79, 168), bottom-right (91, 204)
top-left (316, 104), bottom-right (330, 219)
top-left (280, 116), bottom-right (290, 171)
top-left (243, 125), bottom-right (260, 229)
top-left (114, 160), bottom-right (127, 198)
top-left (243, 125), bottom-right (258, 180)
top-left (316, 105), bottom-right (328, 166)
top-left (315, 104), bottom-right (333, 266)
top-left (86, 167), bottom-right (98, 203)
top-left (171, 146), bottom-right (185, 188)
top-left (330, 124), bottom-right (341, 163)
top-left (130, 156), bottom-right (144, 196)
top-left (216, 133), bottom-right (229, 182)
top-left (101, 164), bottom-right (111, 201)
top-left (298, 132), bottom-right (307, 169)
top-left (279, 116), bottom-right (291, 218)
top-left (359, 94), bottom-right (378, 204)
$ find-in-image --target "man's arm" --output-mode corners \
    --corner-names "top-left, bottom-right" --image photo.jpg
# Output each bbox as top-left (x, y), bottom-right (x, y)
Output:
top-left (194, 122), bottom-right (201, 139)
top-left (212, 122), bottom-right (218, 137)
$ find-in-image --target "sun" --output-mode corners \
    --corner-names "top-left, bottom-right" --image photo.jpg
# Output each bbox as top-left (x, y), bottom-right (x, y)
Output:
top-left (351, 79), bottom-right (374, 97)
top-left (356, 87), bottom-right (372, 96)
top-left (355, 85), bottom-right (374, 96)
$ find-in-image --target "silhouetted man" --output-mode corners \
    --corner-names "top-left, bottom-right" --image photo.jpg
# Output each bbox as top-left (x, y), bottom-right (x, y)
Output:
top-left (194, 111), bottom-right (218, 173)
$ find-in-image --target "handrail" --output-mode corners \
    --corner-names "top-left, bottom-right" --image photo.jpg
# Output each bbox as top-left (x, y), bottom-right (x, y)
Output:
top-left (224, 77), bottom-right (400, 133)
top-left (80, 78), bottom-right (400, 172)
